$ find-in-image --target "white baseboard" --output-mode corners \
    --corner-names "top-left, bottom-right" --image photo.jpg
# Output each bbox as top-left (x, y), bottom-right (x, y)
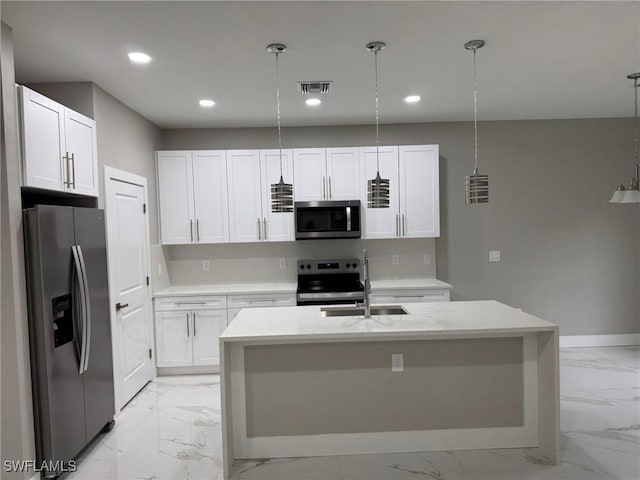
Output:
top-left (560, 333), bottom-right (640, 348)
top-left (157, 365), bottom-right (219, 375)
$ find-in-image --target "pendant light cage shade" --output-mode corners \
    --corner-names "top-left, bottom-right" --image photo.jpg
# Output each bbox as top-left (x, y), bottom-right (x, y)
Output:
top-left (464, 39), bottom-right (489, 205)
top-left (465, 168), bottom-right (489, 204)
top-left (368, 172), bottom-right (390, 208)
top-left (366, 41), bottom-right (390, 209)
top-left (271, 176), bottom-right (294, 212)
top-left (267, 43), bottom-right (294, 213)
top-left (610, 72), bottom-right (640, 204)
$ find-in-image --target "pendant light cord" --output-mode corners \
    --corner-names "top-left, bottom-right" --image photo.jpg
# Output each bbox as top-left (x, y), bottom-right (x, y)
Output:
top-left (634, 78), bottom-right (638, 168)
top-left (473, 46), bottom-right (479, 172)
top-left (275, 51), bottom-right (284, 177)
top-left (375, 49), bottom-right (380, 173)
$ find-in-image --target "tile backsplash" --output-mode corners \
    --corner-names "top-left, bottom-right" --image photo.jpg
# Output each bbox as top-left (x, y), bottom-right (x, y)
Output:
top-left (153, 238), bottom-right (437, 288)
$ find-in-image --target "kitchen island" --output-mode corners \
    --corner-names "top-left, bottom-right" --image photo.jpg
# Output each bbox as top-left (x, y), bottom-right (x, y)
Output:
top-left (219, 300), bottom-right (559, 479)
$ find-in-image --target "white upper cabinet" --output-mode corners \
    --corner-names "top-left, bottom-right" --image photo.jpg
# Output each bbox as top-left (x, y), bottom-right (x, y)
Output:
top-left (326, 147), bottom-right (361, 200)
top-left (63, 108), bottom-right (98, 196)
top-left (360, 145), bottom-right (440, 239)
top-left (192, 151), bottom-right (229, 244)
top-left (399, 145), bottom-right (440, 238)
top-left (260, 149), bottom-right (295, 242)
top-left (293, 148), bottom-right (326, 201)
top-left (157, 151), bottom-right (195, 245)
top-left (20, 86), bottom-right (98, 196)
top-left (227, 150), bottom-right (263, 243)
top-left (361, 146), bottom-right (400, 239)
top-left (157, 150), bottom-right (229, 245)
top-left (294, 147), bottom-right (360, 201)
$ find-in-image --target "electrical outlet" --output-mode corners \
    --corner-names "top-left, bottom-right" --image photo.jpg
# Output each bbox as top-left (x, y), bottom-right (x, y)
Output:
top-left (158, 263), bottom-right (163, 276)
top-left (202, 260), bottom-right (210, 271)
top-left (489, 251), bottom-right (501, 262)
top-left (392, 254), bottom-right (399, 265)
top-left (279, 258), bottom-right (287, 269)
top-left (392, 353), bottom-right (404, 372)
top-left (424, 253), bottom-right (431, 265)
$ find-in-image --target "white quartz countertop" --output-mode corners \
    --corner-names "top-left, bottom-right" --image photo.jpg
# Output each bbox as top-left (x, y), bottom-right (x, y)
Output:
top-left (220, 300), bottom-right (557, 343)
top-left (153, 283), bottom-right (297, 297)
top-left (370, 278), bottom-right (452, 290)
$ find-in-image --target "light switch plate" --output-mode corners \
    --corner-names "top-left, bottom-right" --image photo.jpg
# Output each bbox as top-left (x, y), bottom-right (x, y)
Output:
top-left (202, 260), bottom-right (210, 271)
top-left (158, 263), bottom-right (163, 276)
top-left (489, 251), bottom-right (501, 262)
top-left (279, 258), bottom-right (287, 269)
top-left (392, 254), bottom-right (399, 265)
top-left (392, 353), bottom-right (404, 372)
top-left (424, 254), bottom-right (431, 265)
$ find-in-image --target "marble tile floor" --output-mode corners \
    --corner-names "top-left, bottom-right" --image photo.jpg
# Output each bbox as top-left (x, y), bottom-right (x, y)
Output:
top-left (67, 346), bottom-right (639, 480)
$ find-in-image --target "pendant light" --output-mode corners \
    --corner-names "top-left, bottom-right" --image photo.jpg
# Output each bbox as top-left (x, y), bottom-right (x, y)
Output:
top-left (464, 39), bottom-right (489, 205)
top-left (366, 41), bottom-right (390, 209)
top-left (267, 43), bottom-right (294, 213)
top-left (610, 73), bottom-right (640, 204)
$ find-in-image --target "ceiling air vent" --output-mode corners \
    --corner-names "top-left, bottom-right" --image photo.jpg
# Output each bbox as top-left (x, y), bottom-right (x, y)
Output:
top-left (298, 81), bottom-right (332, 95)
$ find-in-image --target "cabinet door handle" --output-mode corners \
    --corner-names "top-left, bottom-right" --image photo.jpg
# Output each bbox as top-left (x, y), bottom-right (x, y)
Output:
top-left (186, 313), bottom-right (190, 337)
top-left (63, 152), bottom-right (71, 187)
top-left (257, 218), bottom-right (261, 241)
top-left (322, 176), bottom-right (326, 199)
top-left (70, 153), bottom-right (75, 188)
top-left (263, 218), bottom-right (267, 240)
top-left (402, 214), bottom-right (406, 237)
top-left (396, 214), bottom-right (399, 237)
top-left (196, 219), bottom-right (200, 242)
top-left (193, 312), bottom-right (197, 337)
top-left (190, 220), bottom-right (194, 242)
top-left (328, 176), bottom-right (332, 199)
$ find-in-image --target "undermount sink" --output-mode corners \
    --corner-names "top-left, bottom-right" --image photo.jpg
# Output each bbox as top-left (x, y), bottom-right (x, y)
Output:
top-left (321, 305), bottom-right (408, 317)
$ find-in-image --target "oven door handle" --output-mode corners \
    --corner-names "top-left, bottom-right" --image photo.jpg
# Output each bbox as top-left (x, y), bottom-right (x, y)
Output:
top-left (346, 206), bottom-right (351, 232)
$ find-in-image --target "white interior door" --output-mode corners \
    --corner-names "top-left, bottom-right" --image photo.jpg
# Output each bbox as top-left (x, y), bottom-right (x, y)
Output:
top-left (104, 167), bottom-right (154, 411)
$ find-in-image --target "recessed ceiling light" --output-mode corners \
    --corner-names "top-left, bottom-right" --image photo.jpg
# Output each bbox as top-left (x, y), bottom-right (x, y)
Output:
top-left (404, 95), bottom-right (421, 104)
top-left (128, 52), bottom-right (151, 64)
top-left (305, 98), bottom-right (322, 107)
top-left (199, 99), bottom-right (216, 108)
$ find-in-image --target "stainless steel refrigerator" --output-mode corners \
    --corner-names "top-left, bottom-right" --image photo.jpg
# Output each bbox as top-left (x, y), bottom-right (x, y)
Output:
top-left (23, 205), bottom-right (115, 479)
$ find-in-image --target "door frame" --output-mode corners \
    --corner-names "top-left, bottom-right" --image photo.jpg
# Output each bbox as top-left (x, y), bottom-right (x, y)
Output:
top-left (103, 166), bottom-right (155, 412)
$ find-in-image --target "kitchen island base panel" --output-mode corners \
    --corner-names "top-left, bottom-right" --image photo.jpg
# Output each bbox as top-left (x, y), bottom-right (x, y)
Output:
top-left (221, 332), bottom-right (557, 478)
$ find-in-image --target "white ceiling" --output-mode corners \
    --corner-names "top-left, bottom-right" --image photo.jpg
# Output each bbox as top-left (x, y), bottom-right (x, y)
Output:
top-left (2, 1), bottom-right (640, 128)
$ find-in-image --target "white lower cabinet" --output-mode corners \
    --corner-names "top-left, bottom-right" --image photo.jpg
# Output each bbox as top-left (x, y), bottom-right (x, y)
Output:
top-left (155, 295), bottom-right (227, 368)
top-left (227, 293), bottom-right (296, 324)
top-left (154, 292), bottom-right (296, 369)
top-left (370, 288), bottom-right (450, 304)
top-left (191, 309), bottom-right (227, 366)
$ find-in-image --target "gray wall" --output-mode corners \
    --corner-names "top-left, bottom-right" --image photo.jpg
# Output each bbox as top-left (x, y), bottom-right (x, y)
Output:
top-left (92, 85), bottom-right (162, 243)
top-left (27, 81), bottom-right (95, 119)
top-left (1, 21), bottom-right (36, 480)
top-left (162, 119), bottom-right (639, 335)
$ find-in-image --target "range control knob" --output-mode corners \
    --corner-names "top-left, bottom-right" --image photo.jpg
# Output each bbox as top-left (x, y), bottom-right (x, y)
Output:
top-left (346, 263), bottom-right (351, 268)
top-left (300, 265), bottom-right (304, 269)
top-left (307, 264), bottom-right (311, 269)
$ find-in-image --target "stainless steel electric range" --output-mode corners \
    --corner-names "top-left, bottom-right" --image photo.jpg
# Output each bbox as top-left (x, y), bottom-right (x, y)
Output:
top-left (296, 258), bottom-right (365, 306)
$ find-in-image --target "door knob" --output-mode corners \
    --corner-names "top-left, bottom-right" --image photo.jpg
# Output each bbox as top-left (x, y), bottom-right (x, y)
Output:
top-left (115, 302), bottom-right (129, 311)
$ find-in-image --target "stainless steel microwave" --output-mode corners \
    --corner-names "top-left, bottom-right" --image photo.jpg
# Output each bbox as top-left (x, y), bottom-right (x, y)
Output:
top-left (294, 200), bottom-right (361, 240)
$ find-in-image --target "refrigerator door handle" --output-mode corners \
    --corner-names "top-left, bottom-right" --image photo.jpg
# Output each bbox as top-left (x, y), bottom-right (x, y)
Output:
top-left (72, 246), bottom-right (88, 374)
top-left (76, 245), bottom-right (92, 373)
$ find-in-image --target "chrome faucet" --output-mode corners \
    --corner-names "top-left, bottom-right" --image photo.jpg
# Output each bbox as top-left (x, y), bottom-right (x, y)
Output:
top-left (361, 248), bottom-right (371, 318)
